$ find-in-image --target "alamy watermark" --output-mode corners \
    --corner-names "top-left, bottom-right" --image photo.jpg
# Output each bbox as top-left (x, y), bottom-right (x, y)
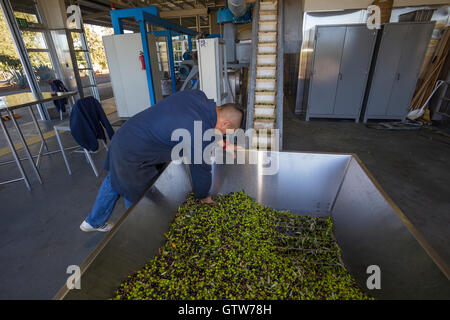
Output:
top-left (66, 265), bottom-right (81, 290)
top-left (367, 5), bottom-right (381, 30)
top-left (170, 121), bottom-right (280, 176)
top-left (366, 265), bottom-right (381, 290)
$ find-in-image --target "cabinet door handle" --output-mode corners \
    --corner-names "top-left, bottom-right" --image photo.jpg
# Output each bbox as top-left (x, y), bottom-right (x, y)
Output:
top-left (397, 73), bottom-right (401, 81)
top-left (339, 73), bottom-right (343, 80)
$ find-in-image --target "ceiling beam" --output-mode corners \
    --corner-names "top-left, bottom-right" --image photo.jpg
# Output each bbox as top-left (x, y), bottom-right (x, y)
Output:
top-left (181, 1), bottom-right (196, 8)
top-left (103, 0), bottom-right (134, 8)
top-left (196, 0), bottom-right (208, 8)
top-left (164, 0), bottom-right (185, 10)
top-left (83, 17), bottom-right (138, 30)
top-left (153, 0), bottom-right (175, 10)
top-left (84, 11), bottom-right (111, 19)
top-left (80, 7), bottom-right (208, 21)
top-left (160, 7), bottom-right (208, 18)
top-left (77, 0), bottom-right (111, 10)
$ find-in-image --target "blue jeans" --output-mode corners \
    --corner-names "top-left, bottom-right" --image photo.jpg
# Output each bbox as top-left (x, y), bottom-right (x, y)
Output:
top-left (85, 174), bottom-right (132, 228)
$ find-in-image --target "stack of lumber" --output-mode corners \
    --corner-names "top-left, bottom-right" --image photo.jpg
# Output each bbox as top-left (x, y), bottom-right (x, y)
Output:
top-left (409, 27), bottom-right (450, 121)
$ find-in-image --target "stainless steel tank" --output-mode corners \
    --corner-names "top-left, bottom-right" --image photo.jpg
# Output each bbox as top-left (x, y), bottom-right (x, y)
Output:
top-left (55, 151), bottom-right (450, 300)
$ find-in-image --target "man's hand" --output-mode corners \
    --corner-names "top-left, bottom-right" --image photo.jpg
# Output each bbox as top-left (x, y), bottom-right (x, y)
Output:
top-left (224, 141), bottom-right (237, 159)
top-left (200, 196), bottom-right (216, 205)
top-left (217, 140), bottom-right (244, 159)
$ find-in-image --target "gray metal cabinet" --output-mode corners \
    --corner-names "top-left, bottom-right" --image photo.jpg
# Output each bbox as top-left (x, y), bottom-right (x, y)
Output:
top-left (363, 22), bottom-right (435, 122)
top-left (306, 24), bottom-right (378, 122)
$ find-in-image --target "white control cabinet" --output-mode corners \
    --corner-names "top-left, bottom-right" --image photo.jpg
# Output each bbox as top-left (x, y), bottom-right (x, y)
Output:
top-left (197, 38), bottom-right (229, 106)
top-left (103, 33), bottom-right (162, 118)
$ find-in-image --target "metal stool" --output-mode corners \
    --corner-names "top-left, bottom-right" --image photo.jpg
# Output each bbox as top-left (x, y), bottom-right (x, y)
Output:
top-left (54, 124), bottom-right (108, 177)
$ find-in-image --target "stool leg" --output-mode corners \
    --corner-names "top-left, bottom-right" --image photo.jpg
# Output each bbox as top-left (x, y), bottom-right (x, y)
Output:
top-left (84, 149), bottom-right (99, 177)
top-left (101, 139), bottom-right (108, 151)
top-left (54, 128), bottom-right (72, 175)
top-left (29, 105), bottom-right (48, 152)
top-left (0, 115), bottom-right (31, 191)
top-left (9, 109), bottom-right (42, 184)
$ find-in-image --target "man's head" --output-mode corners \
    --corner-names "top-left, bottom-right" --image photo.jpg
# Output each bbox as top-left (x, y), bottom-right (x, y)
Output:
top-left (215, 103), bottom-right (243, 134)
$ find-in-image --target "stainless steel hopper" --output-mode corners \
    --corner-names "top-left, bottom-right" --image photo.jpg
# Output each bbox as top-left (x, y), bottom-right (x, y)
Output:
top-left (55, 151), bottom-right (450, 300)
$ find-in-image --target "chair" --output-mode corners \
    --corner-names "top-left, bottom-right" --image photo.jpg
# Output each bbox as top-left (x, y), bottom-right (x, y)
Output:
top-left (54, 124), bottom-right (108, 177)
top-left (54, 98), bottom-right (111, 177)
top-left (59, 104), bottom-right (72, 121)
top-left (49, 79), bottom-right (71, 120)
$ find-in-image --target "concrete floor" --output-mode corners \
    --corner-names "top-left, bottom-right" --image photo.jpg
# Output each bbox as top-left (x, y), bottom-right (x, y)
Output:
top-left (0, 104), bottom-right (122, 299)
top-left (0, 100), bottom-right (449, 299)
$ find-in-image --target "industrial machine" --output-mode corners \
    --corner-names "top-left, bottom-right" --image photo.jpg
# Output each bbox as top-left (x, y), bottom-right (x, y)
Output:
top-left (55, 151), bottom-right (450, 300)
top-left (218, 0), bottom-right (253, 64)
top-left (52, 3), bottom-right (449, 300)
top-left (197, 38), bottom-right (232, 106)
top-left (246, 0), bottom-right (284, 150)
top-left (179, 63), bottom-right (199, 91)
top-left (104, 6), bottom-right (197, 118)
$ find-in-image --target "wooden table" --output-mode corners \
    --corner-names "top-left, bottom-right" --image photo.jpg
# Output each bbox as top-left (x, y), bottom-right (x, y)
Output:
top-left (0, 91), bottom-right (78, 190)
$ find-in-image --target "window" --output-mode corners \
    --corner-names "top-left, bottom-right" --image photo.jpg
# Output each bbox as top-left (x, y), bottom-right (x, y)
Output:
top-left (0, 7), bottom-right (30, 96)
top-left (157, 41), bottom-right (169, 73)
top-left (11, 1), bottom-right (57, 93)
top-left (14, 11), bottom-right (39, 24)
top-left (172, 35), bottom-right (196, 66)
top-left (11, 0), bottom-right (41, 24)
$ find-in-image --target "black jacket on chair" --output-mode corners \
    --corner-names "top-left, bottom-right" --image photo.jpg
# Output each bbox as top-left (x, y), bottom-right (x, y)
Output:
top-left (69, 97), bottom-right (114, 152)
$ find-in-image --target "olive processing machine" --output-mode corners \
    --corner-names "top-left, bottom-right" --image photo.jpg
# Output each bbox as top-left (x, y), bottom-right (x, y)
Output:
top-left (55, 151), bottom-right (450, 300)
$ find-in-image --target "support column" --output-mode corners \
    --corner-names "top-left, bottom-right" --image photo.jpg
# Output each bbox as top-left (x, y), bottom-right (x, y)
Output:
top-left (223, 23), bottom-right (236, 63)
top-left (166, 30), bottom-right (176, 94)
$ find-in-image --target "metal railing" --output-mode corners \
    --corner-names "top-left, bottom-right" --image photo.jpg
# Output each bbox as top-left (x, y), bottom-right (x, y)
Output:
top-left (245, 0), bottom-right (259, 132)
top-left (276, 0), bottom-right (284, 150)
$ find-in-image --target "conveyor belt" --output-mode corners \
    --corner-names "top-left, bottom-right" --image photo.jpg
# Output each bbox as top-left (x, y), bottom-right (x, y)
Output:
top-left (246, 0), bottom-right (284, 150)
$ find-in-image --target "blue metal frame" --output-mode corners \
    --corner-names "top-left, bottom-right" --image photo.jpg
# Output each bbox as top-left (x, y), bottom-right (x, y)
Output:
top-left (187, 35), bottom-right (192, 51)
top-left (150, 30), bottom-right (181, 37)
top-left (110, 6), bottom-right (197, 103)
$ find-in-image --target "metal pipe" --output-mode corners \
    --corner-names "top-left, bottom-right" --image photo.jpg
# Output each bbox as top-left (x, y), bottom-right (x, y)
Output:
top-left (276, 0), bottom-right (284, 150)
top-left (245, 1), bottom-right (259, 133)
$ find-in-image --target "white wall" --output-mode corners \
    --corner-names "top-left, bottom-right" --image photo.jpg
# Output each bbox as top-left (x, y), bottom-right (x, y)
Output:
top-left (303, 0), bottom-right (450, 11)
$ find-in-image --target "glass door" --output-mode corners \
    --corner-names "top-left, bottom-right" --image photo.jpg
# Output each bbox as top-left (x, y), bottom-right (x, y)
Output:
top-left (20, 29), bottom-right (57, 93)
